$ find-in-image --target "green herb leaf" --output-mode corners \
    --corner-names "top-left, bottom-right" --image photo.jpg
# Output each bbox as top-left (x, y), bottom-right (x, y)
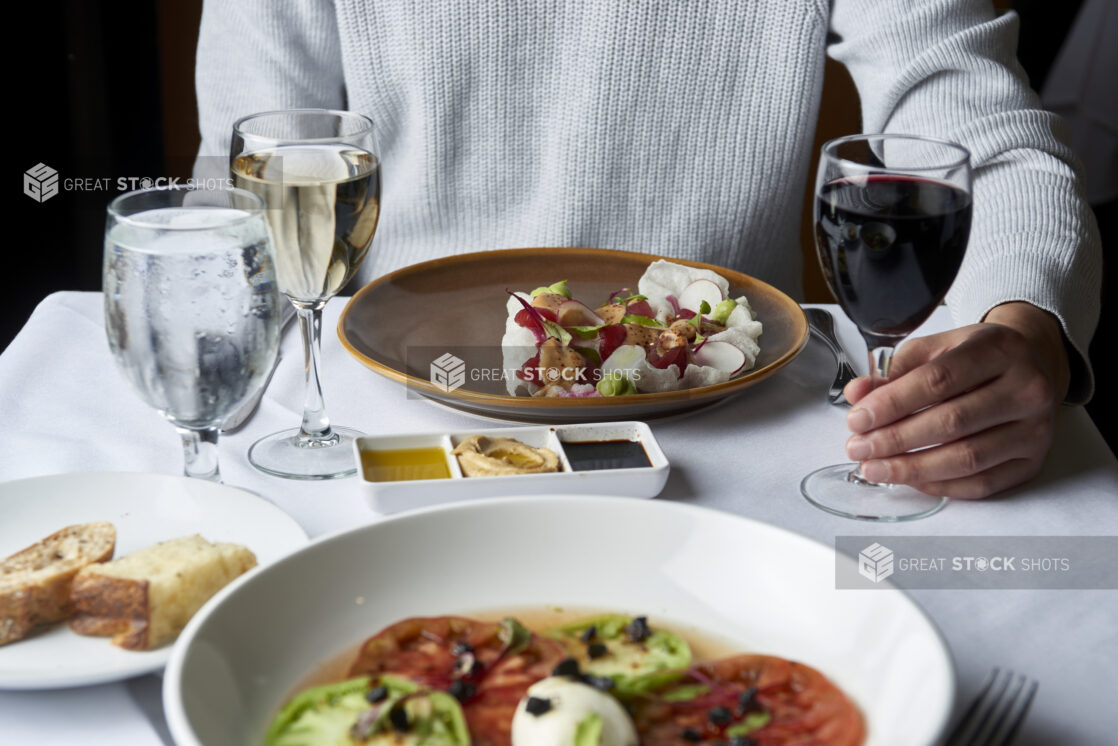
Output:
top-left (725, 711), bottom-right (772, 737)
top-left (661, 683), bottom-right (711, 702)
top-left (619, 314), bottom-right (664, 328)
top-left (542, 320), bottom-right (573, 346)
top-left (567, 325), bottom-right (604, 339)
top-left (573, 713), bottom-right (604, 746)
top-left (530, 280), bottom-right (571, 298)
top-left (498, 618), bottom-right (532, 658)
top-left (574, 347), bottom-right (602, 367)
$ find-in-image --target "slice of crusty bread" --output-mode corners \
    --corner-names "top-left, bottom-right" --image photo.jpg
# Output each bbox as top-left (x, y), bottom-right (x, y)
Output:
top-left (69, 534), bottom-right (256, 650)
top-left (0, 522), bottom-right (116, 645)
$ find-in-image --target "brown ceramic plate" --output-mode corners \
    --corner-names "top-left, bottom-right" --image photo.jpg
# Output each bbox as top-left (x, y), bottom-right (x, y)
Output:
top-left (338, 248), bottom-right (808, 422)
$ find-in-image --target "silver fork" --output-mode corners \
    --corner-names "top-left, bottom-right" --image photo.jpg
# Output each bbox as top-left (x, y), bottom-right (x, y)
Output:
top-left (946, 668), bottom-right (1038, 746)
top-left (805, 307), bottom-right (858, 406)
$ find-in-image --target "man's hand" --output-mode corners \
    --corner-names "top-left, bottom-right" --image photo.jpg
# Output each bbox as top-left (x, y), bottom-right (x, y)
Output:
top-left (842, 302), bottom-right (1070, 499)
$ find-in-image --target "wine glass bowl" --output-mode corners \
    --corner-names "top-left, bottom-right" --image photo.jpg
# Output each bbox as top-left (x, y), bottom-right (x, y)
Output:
top-left (803, 133), bottom-right (973, 521)
top-left (103, 186), bottom-right (282, 482)
top-left (231, 109), bottom-right (380, 480)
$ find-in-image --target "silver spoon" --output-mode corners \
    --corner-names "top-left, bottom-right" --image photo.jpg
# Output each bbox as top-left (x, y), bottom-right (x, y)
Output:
top-left (805, 307), bottom-right (858, 406)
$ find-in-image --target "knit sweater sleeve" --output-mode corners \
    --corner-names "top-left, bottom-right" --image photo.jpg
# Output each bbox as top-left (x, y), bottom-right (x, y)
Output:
top-left (194, 0), bottom-right (345, 162)
top-left (828, 0), bottom-right (1101, 403)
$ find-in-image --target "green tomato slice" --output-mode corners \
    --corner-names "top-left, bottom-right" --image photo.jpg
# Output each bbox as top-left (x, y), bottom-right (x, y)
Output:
top-left (546, 615), bottom-right (691, 697)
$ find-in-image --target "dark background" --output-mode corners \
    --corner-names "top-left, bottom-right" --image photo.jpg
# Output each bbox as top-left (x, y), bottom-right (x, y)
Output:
top-left (13, 1), bottom-right (1113, 451)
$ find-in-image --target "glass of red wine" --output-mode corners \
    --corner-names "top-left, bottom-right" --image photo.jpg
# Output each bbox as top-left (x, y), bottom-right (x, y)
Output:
top-left (803, 133), bottom-right (972, 521)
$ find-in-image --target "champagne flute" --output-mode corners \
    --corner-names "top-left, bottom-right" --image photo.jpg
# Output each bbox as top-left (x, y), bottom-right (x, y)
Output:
top-left (802, 133), bottom-right (973, 521)
top-left (104, 186), bottom-right (282, 482)
top-left (231, 109), bottom-right (380, 480)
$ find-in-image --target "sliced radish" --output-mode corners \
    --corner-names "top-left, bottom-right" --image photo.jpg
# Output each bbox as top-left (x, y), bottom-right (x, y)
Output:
top-left (692, 341), bottom-right (747, 375)
top-left (601, 343), bottom-right (646, 373)
top-left (556, 299), bottom-right (605, 327)
top-left (677, 279), bottom-right (723, 313)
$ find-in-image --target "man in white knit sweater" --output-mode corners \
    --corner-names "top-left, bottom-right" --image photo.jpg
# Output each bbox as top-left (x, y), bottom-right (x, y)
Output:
top-left (196, 0), bottom-right (1100, 499)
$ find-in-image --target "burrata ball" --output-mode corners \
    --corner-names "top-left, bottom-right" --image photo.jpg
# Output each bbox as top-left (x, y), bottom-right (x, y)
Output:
top-left (511, 677), bottom-right (638, 746)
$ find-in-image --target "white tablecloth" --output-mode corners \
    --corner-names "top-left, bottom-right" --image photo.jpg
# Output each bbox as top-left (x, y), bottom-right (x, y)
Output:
top-left (1, 292), bottom-right (1116, 744)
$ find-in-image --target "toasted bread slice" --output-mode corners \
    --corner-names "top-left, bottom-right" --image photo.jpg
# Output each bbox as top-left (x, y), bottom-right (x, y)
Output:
top-left (0, 522), bottom-right (116, 645)
top-left (69, 534), bottom-right (256, 650)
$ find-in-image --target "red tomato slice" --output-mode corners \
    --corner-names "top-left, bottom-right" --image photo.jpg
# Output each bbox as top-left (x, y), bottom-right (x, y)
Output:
top-left (631, 654), bottom-right (865, 746)
top-left (348, 616), bottom-right (566, 746)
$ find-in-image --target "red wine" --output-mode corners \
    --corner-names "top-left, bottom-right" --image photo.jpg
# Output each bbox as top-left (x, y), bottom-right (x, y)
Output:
top-left (815, 175), bottom-right (971, 346)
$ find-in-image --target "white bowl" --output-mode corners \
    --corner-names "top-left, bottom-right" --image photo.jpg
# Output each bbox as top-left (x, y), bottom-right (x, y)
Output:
top-left (164, 497), bottom-right (954, 746)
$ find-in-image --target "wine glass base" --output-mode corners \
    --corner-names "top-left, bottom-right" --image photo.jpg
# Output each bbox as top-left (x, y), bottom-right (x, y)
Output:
top-left (248, 426), bottom-right (363, 480)
top-left (801, 463), bottom-right (948, 522)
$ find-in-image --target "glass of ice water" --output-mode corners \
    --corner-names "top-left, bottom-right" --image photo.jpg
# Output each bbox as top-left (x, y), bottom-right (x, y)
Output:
top-left (103, 185), bottom-right (282, 481)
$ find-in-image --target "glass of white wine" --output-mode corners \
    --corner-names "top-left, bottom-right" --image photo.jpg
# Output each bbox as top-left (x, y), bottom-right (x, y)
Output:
top-left (104, 185), bottom-right (282, 482)
top-left (231, 109), bottom-right (380, 480)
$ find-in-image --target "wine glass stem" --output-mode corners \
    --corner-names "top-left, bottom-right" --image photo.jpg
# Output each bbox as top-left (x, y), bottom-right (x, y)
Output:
top-left (295, 303), bottom-right (337, 444)
top-left (869, 345), bottom-right (895, 388)
top-left (178, 427), bottom-right (220, 482)
top-left (850, 345), bottom-right (897, 487)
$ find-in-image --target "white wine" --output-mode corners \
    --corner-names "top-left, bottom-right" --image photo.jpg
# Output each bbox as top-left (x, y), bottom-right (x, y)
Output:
top-left (232, 145), bottom-right (380, 302)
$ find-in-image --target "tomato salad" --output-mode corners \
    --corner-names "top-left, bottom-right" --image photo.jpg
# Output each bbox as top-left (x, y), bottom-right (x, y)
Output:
top-left (264, 613), bottom-right (864, 746)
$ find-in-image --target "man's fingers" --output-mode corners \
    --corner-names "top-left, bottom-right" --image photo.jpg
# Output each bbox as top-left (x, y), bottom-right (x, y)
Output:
top-left (842, 376), bottom-right (873, 406)
top-left (911, 458), bottom-right (1044, 500)
top-left (846, 385), bottom-right (1019, 459)
top-left (847, 337), bottom-right (1007, 434)
top-left (854, 422), bottom-right (1046, 492)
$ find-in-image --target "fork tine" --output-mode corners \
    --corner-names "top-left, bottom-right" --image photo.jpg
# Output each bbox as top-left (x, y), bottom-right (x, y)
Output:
top-left (947, 669), bottom-right (1038, 746)
top-left (990, 677), bottom-right (1038, 746)
top-left (947, 668), bottom-right (1004, 746)
top-left (971, 672), bottom-right (1022, 745)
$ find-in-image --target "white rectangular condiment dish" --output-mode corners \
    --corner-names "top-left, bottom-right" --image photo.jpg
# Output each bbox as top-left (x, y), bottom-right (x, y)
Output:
top-left (354, 421), bottom-right (669, 514)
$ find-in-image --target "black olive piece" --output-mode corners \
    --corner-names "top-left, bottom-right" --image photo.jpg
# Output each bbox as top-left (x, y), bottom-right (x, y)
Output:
top-left (680, 727), bottom-right (703, 742)
top-left (708, 706), bottom-right (733, 725)
top-left (737, 686), bottom-right (759, 715)
top-left (587, 642), bottom-right (608, 659)
top-left (448, 679), bottom-right (476, 702)
top-left (450, 640), bottom-right (474, 656)
top-left (624, 616), bottom-right (651, 643)
top-left (730, 737), bottom-right (758, 746)
top-left (579, 625), bottom-right (598, 643)
top-left (454, 652), bottom-right (482, 677)
top-left (552, 657), bottom-right (581, 678)
top-left (389, 705), bottom-right (409, 733)
top-left (365, 685), bottom-right (388, 703)
top-left (581, 674), bottom-right (616, 691)
top-left (525, 696), bottom-right (553, 716)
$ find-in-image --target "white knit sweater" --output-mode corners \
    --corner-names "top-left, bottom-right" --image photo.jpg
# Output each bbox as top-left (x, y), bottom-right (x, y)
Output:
top-left (196, 0), bottom-right (1100, 400)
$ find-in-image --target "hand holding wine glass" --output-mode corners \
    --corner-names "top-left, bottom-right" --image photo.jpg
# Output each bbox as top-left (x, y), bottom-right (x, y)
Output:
top-left (231, 109), bottom-right (380, 480)
top-left (803, 133), bottom-right (973, 521)
top-left (103, 186), bottom-right (282, 482)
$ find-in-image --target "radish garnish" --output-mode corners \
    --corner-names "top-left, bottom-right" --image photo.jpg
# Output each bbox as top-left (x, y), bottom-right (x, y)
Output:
top-left (692, 341), bottom-right (747, 375)
top-left (677, 279), bottom-right (724, 313)
top-left (507, 291), bottom-right (548, 344)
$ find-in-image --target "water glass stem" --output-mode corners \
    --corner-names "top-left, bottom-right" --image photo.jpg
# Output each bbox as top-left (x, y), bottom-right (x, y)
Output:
top-left (295, 303), bottom-right (337, 445)
top-left (179, 426), bottom-right (221, 482)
